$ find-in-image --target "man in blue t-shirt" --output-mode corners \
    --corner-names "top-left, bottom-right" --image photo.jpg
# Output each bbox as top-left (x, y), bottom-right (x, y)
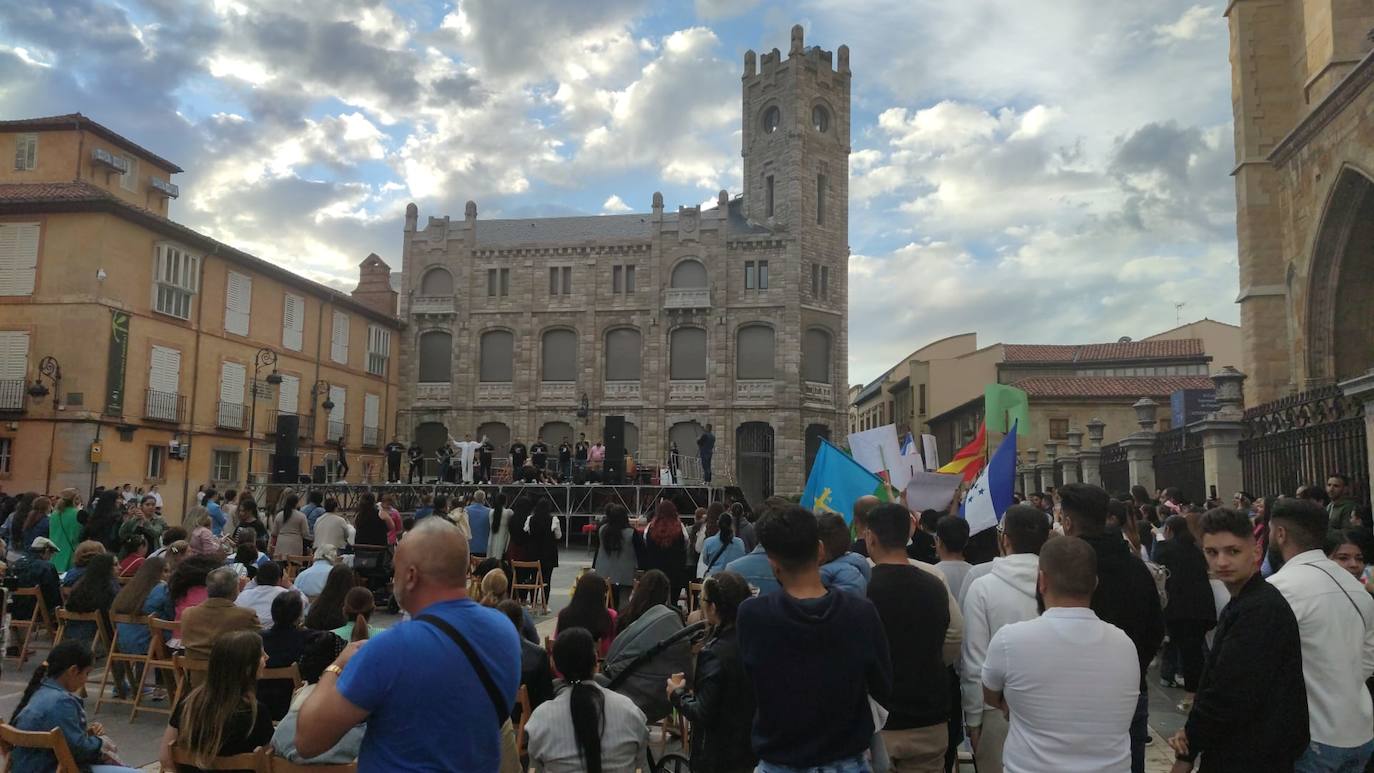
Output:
top-left (466, 491), bottom-right (493, 556)
top-left (296, 518), bottom-right (520, 771)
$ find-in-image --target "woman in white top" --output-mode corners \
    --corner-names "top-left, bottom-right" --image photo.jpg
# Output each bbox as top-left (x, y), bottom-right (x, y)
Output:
top-left (526, 627), bottom-right (648, 773)
top-left (271, 492), bottom-right (310, 559)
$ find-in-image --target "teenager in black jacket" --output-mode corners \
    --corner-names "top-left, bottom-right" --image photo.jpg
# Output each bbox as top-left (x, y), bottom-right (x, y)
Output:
top-left (669, 570), bottom-right (756, 773)
top-left (1060, 483), bottom-right (1165, 773)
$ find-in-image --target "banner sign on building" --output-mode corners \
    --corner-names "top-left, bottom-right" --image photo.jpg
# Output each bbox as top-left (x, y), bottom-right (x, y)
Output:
top-left (1170, 389), bottom-right (1217, 428)
top-left (104, 309), bottom-right (130, 416)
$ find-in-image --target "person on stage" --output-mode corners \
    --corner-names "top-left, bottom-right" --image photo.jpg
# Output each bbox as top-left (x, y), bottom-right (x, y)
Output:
top-left (384, 437), bottom-right (406, 483)
top-left (531, 439), bottom-right (549, 477)
top-left (558, 439), bottom-right (572, 482)
top-left (435, 443), bottom-right (453, 484)
top-left (449, 433), bottom-right (485, 485)
top-left (407, 441), bottom-right (424, 484)
top-left (478, 437), bottom-right (495, 484)
top-left (698, 425), bottom-right (715, 484)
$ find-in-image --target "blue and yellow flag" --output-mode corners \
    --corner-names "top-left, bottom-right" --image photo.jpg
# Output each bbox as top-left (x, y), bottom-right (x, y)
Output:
top-left (803, 439), bottom-right (889, 524)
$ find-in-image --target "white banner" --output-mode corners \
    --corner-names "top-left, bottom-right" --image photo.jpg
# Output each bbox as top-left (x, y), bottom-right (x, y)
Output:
top-left (922, 434), bottom-right (940, 471)
top-left (848, 424), bottom-right (919, 491)
top-left (905, 471), bottom-right (964, 512)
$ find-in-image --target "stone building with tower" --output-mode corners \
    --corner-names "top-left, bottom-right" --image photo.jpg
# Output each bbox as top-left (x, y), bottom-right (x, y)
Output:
top-left (395, 25), bottom-right (850, 503)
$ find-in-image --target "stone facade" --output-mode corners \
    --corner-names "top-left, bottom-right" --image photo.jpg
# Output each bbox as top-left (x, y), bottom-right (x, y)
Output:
top-left (1227, 0), bottom-right (1374, 404)
top-left (396, 25), bottom-right (850, 503)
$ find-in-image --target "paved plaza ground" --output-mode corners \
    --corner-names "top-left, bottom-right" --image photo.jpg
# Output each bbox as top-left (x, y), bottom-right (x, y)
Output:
top-left (0, 547), bottom-right (1185, 771)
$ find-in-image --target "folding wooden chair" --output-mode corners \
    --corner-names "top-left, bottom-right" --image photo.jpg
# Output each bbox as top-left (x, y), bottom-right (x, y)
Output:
top-left (93, 613), bottom-right (147, 715)
top-left (284, 555), bottom-right (312, 582)
top-left (515, 685), bottom-right (532, 761)
top-left (170, 745), bottom-right (260, 771)
top-left (259, 663), bottom-right (303, 692)
top-left (0, 723), bottom-right (80, 772)
top-left (686, 581), bottom-right (703, 615)
top-left (510, 560), bottom-right (547, 614)
top-left (7, 587), bottom-right (55, 666)
top-left (53, 609), bottom-right (110, 667)
top-left (256, 746), bottom-right (358, 772)
top-left (172, 654), bottom-right (209, 709)
top-left (131, 617), bottom-right (179, 720)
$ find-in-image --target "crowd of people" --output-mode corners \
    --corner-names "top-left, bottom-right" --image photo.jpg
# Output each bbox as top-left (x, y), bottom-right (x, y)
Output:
top-left (0, 470), bottom-right (1371, 772)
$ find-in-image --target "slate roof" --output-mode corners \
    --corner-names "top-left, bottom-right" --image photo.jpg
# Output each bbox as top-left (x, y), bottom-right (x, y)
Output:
top-left (0, 113), bottom-right (183, 172)
top-left (1003, 339), bottom-right (1204, 363)
top-left (1012, 375), bottom-right (1216, 398)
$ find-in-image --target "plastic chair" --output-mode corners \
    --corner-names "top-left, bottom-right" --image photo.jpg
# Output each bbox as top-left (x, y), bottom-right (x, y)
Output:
top-left (93, 613), bottom-right (147, 715)
top-left (53, 609), bottom-right (110, 668)
top-left (256, 746), bottom-right (358, 772)
top-left (131, 617), bottom-right (179, 720)
top-left (170, 745), bottom-right (260, 771)
top-left (0, 723), bottom-right (80, 772)
top-left (510, 560), bottom-right (547, 614)
top-left (7, 587), bottom-right (55, 667)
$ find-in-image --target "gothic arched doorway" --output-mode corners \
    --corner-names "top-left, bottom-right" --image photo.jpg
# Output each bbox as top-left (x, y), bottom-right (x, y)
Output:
top-left (1307, 167), bottom-right (1374, 382)
top-left (736, 422), bottom-right (774, 506)
top-left (805, 424), bottom-right (830, 480)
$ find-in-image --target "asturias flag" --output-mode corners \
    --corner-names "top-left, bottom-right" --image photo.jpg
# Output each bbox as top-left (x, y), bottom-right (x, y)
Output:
top-left (937, 422), bottom-right (987, 483)
top-left (803, 439), bottom-right (888, 524)
top-left (960, 422), bottom-right (1018, 535)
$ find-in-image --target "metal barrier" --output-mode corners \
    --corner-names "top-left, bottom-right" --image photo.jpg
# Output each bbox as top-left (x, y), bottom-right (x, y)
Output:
top-left (1153, 426), bottom-right (1206, 504)
top-left (1100, 442), bottom-right (1130, 495)
top-left (1241, 385), bottom-right (1368, 500)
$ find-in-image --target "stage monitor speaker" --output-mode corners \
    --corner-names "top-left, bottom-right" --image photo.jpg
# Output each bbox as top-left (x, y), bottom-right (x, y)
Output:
top-left (272, 414), bottom-right (300, 484)
top-left (604, 414), bottom-right (625, 484)
top-left (312, 465), bottom-right (327, 485)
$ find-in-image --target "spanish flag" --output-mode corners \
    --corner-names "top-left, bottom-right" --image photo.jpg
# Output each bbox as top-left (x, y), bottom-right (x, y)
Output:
top-left (937, 423), bottom-right (987, 483)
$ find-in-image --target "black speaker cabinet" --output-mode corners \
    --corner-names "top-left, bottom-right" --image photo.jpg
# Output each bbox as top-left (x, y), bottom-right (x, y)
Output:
top-left (603, 414), bottom-right (625, 483)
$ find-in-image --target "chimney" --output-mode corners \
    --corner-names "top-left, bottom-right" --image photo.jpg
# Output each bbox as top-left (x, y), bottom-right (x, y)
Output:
top-left (352, 253), bottom-right (398, 316)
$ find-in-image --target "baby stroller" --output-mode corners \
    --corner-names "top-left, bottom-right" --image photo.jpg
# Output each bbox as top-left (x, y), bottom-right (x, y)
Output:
top-left (598, 605), bottom-right (706, 724)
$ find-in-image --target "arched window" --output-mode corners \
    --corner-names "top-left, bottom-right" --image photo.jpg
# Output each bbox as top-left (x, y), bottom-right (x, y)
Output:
top-left (803, 328), bottom-right (832, 383)
top-left (736, 324), bottom-right (775, 379)
top-left (540, 421), bottom-right (575, 447)
top-left (479, 330), bottom-right (514, 382)
top-left (419, 267), bottom-right (453, 296)
top-left (670, 327), bottom-right (706, 380)
top-left (669, 421), bottom-right (703, 456)
top-left (541, 329), bottom-right (577, 382)
top-left (670, 259), bottom-right (707, 288)
top-left (417, 331), bottom-right (452, 383)
top-left (624, 421), bottom-right (640, 455)
top-left (477, 422), bottom-right (510, 451)
top-left (604, 328), bottom-right (642, 381)
top-left (415, 422), bottom-right (448, 455)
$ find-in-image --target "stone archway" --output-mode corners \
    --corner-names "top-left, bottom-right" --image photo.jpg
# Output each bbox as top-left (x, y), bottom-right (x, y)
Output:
top-left (736, 422), bottom-right (775, 506)
top-left (1307, 167), bottom-right (1374, 383)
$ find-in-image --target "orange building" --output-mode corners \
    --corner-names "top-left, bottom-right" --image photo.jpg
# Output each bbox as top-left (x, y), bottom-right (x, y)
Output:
top-left (0, 114), bottom-right (402, 519)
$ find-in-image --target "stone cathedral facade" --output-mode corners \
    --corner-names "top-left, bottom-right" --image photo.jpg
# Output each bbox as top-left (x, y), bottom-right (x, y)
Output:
top-left (396, 25), bottom-right (849, 503)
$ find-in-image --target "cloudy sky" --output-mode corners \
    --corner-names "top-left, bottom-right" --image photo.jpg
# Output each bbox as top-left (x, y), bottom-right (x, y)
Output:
top-left (0, 0), bottom-right (1239, 385)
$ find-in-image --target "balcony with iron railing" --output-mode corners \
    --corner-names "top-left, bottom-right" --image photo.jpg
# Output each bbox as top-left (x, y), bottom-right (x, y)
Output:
top-left (266, 410), bottom-right (313, 439)
top-left (0, 380), bottom-right (25, 413)
top-left (144, 389), bottom-right (186, 423)
top-left (216, 401), bottom-right (247, 430)
top-left (362, 425), bottom-right (383, 448)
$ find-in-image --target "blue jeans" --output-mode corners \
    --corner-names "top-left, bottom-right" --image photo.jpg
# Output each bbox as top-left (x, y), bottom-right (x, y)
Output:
top-left (1294, 739), bottom-right (1374, 773)
top-left (758, 754), bottom-right (871, 773)
top-left (1129, 689), bottom-right (1149, 773)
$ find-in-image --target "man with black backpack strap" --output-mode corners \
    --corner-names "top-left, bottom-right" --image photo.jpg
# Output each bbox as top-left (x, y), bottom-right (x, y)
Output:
top-left (296, 518), bottom-right (520, 771)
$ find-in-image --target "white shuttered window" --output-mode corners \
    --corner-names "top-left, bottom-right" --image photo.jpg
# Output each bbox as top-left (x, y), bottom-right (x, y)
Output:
top-left (147, 346), bottom-right (181, 421)
top-left (0, 223), bottom-right (39, 296)
top-left (363, 393), bottom-right (380, 446)
top-left (153, 244), bottom-right (198, 319)
top-left (277, 374), bottom-right (300, 415)
top-left (224, 271), bottom-right (252, 336)
top-left (282, 294), bottom-right (304, 351)
top-left (367, 324), bottom-right (390, 376)
top-left (218, 361), bottom-right (246, 428)
top-left (13, 134), bottom-right (36, 171)
top-left (330, 311), bottom-right (349, 364)
top-left (0, 331), bottom-right (30, 410)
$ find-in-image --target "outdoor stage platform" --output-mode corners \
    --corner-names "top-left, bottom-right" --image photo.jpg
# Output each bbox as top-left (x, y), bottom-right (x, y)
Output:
top-left (258, 481), bottom-right (741, 548)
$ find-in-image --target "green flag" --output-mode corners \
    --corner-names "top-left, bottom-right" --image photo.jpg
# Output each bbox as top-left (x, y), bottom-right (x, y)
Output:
top-left (985, 384), bottom-right (1030, 434)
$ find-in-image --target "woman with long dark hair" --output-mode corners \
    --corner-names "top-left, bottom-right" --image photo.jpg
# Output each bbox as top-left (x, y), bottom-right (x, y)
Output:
top-left (616, 569), bottom-right (679, 635)
top-left (111, 556), bottom-right (172, 699)
top-left (526, 627), bottom-right (649, 772)
top-left (698, 513), bottom-right (745, 578)
top-left (271, 493), bottom-right (309, 560)
top-left (352, 493), bottom-right (388, 548)
top-left (19, 495), bottom-right (53, 552)
top-left (486, 493), bottom-right (512, 561)
top-left (505, 498), bottom-right (535, 562)
top-left (160, 630), bottom-right (274, 771)
top-left (232, 497), bottom-right (269, 552)
top-left (11, 640), bottom-right (140, 772)
top-left (5, 491), bottom-right (35, 558)
top-left (667, 570), bottom-right (756, 773)
top-left (641, 500), bottom-right (688, 603)
top-left (1153, 514), bottom-right (1216, 704)
top-left (65, 552), bottom-right (121, 647)
top-left (529, 499), bottom-right (562, 594)
top-left (169, 555), bottom-right (225, 620)
top-left (595, 505), bottom-right (642, 608)
top-left (556, 572), bottom-right (616, 657)
top-left (303, 565), bottom-right (355, 632)
top-left (260, 592), bottom-right (308, 722)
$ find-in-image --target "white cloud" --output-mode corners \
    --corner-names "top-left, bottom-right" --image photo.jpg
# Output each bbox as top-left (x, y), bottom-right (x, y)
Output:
top-left (1154, 5), bottom-right (1218, 44)
top-left (602, 194), bottom-right (632, 213)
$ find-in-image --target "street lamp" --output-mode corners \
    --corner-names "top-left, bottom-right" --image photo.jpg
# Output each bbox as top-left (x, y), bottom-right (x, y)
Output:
top-left (245, 348), bottom-right (282, 483)
top-left (26, 356), bottom-right (61, 409)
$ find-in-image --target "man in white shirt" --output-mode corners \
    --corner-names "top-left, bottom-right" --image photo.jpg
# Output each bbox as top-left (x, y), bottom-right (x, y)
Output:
top-left (234, 561), bottom-right (308, 627)
top-left (983, 536), bottom-right (1139, 773)
top-left (961, 504), bottom-right (1050, 773)
top-left (296, 544), bottom-right (340, 599)
top-left (313, 503), bottom-right (353, 554)
top-left (1267, 497), bottom-right (1374, 770)
top-left (449, 433), bottom-right (485, 484)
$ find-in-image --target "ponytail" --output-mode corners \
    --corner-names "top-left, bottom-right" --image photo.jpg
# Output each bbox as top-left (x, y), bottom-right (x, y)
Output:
top-left (552, 628), bottom-right (603, 773)
top-left (350, 613), bottom-right (370, 643)
top-left (12, 641), bottom-right (92, 722)
top-left (718, 513), bottom-right (735, 547)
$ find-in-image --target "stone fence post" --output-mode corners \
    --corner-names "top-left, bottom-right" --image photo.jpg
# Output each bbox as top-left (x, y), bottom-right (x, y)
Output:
top-left (1039, 441), bottom-right (1058, 493)
top-left (1061, 426), bottom-right (1083, 484)
top-left (1120, 398), bottom-right (1159, 494)
top-left (1193, 367), bottom-right (1247, 502)
top-left (1079, 417), bottom-right (1105, 487)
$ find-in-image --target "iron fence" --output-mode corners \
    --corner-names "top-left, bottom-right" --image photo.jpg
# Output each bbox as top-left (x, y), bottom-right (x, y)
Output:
top-left (1100, 442), bottom-right (1130, 495)
top-left (0, 380), bottom-right (25, 412)
top-left (1154, 426), bottom-right (1206, 504)
top-left (1240, 385), bottom-right (1368, 501)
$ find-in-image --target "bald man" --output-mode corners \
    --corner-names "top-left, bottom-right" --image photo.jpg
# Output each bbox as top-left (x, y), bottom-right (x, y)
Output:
top-left (297, 519), bottom-right (520, 770)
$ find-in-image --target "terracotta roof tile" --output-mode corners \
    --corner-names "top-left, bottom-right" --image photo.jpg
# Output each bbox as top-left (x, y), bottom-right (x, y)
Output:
top-left (0, 181), bottom-right (111, 203)
top-left (1013, 376), bottom-right (1216, 399)
top-left (0, 113), bottom-right (183, 172)
top-left (1004, 339), bottom-right (1204, 363)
